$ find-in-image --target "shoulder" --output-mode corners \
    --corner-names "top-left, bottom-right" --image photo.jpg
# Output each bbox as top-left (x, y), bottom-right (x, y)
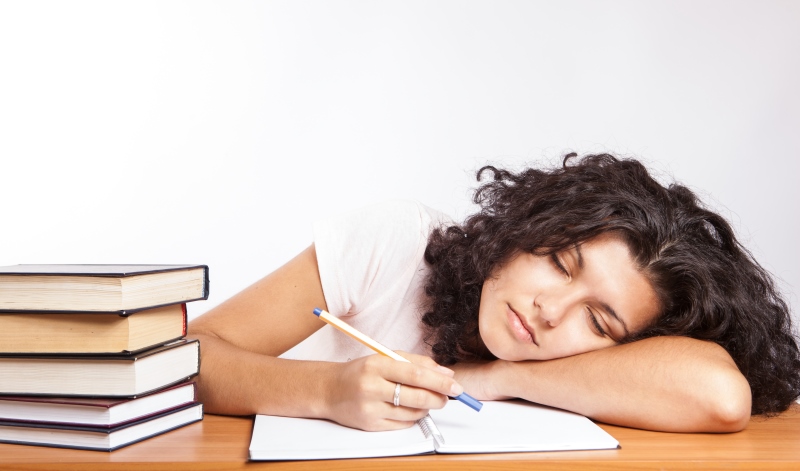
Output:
top-left (312, 200), bottom-right (452, 315)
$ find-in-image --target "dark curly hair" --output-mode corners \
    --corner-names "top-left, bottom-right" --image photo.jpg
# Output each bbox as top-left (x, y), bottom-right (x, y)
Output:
top-left (422, 153), bottom-right (800, 415)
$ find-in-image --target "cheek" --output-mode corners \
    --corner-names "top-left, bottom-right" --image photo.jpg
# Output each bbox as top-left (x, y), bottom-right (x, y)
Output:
top-left (542, 317), bottom-right (614, 359)
top-left (477, 289), bottom-right (519, 361)
top-left (477, 285), bottom-right (497, 342)
top-left (477, 281), bottom-right (495, 323)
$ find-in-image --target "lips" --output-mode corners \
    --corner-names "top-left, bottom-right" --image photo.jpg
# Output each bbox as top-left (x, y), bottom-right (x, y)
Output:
top-left (507, 305), bottom-right (539, 346)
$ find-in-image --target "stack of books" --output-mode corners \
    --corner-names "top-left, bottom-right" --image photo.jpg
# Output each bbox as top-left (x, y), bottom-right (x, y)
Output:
top-left (0, 264), bottom-right (208, 451)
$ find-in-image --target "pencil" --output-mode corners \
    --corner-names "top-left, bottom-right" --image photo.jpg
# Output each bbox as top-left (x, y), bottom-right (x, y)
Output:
top-left (313, 308), bottom-right (483, 412)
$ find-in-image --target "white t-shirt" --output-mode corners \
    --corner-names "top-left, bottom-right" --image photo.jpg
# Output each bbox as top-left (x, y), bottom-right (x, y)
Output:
top-left (281, 200), bottom-right (452, 362)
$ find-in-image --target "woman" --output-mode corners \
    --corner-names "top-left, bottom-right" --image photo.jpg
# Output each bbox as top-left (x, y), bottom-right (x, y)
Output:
top-left (188, 153), bottom-right (800, 433)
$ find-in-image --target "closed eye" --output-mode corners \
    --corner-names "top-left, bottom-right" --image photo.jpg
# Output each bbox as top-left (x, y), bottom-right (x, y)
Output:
top-left (551, 253), bottom-right (569, 276)
top-left (587, 308), bottom-right (608, 337)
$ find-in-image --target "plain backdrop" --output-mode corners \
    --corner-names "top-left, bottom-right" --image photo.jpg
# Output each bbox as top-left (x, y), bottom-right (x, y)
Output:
top-left (0, 1), bottom-right (798, 327)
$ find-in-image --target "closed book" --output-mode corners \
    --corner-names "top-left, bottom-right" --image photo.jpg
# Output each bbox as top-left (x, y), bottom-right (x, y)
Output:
top-left (0, 402), bottom-right (203, 451)
top-left (0, 264), bottom-right (209, 313)
top-left (0, 339), bottom-right (200, 397)
top-left (0, 382), bottom-right (196, 427)
top-left (0, 303), bottom-right (187, 354)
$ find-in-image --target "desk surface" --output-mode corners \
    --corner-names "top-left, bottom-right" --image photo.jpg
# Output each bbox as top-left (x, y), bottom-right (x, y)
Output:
top-left (1, 405), bottom-right (800, 470)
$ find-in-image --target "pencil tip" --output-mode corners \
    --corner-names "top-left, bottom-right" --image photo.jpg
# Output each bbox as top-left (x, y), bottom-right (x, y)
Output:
top-left (313, 308), bottom-right (322, 316)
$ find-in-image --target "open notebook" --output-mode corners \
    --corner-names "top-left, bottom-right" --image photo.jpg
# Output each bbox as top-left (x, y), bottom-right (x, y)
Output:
top-left (249, 399), bottom-right (619, 461)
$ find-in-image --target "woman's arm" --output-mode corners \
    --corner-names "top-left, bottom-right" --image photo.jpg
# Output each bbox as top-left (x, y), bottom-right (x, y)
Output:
top-left (188, 245), bottom-right (462, 431)
top-left (453, 336), bottom-right (751, 432)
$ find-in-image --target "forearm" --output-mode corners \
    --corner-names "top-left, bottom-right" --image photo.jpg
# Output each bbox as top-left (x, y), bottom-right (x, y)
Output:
top-left (488, 337), bottom-right (752, 432)
top-left (191, 331), bottom-right (460, 432)
top-left (191, 332), bottom-right (334, 418)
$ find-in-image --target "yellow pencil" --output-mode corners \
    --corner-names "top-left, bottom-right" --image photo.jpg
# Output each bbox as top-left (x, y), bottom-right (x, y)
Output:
top-left (313, 308), bottom-right (482, 411)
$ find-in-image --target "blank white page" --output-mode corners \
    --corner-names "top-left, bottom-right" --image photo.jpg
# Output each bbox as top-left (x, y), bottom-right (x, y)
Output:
top-left (429, 399), bottom-right (619, 454)
top-left (249, 414), bottom-right (434, 460)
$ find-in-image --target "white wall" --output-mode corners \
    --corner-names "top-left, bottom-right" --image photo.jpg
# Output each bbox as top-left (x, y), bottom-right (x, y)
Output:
top-left (1, 0), bottom-right (798, 325)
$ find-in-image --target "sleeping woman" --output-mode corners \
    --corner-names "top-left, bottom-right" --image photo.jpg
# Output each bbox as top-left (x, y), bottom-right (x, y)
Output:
top-left (188, 153), bottom-right (800, 433)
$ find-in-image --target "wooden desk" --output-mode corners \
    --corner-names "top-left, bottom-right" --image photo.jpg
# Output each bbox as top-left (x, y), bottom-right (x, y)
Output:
top-left (1, 405), bottom-right (799, 470)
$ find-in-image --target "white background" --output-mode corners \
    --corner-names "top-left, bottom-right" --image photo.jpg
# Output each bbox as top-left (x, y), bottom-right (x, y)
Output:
top-left (1, 1), bottom-right (798, 326)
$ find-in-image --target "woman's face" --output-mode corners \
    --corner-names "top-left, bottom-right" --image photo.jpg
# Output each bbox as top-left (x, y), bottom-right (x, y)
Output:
top-left (478, 234), bottom-right (661, 361)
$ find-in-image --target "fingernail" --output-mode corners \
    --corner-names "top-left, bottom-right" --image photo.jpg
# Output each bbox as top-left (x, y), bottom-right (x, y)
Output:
top-left (450, 382), bottom-right (464, 396)
top-left (437, 365), bottom-right (455, 376)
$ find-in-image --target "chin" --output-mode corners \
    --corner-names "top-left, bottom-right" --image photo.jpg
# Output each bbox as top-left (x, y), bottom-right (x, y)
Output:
top-left (479, 321), bottom-right (529, 361)
top-left (490, 342), bottom-right (548, 362)
top-left (480, 336), bottom-right (507, 361)
top-left (485, 341), bottom-right (526, 362)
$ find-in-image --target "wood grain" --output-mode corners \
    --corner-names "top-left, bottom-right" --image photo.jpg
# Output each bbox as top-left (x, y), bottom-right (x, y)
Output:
top-left (1, 405), bottom-right (798, 470)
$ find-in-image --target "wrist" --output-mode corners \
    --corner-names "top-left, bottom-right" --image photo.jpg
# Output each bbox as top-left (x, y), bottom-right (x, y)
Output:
top-left (309, 361), bottom-right (340, 420)
top-left (485, 359), bottom-right (517, 400)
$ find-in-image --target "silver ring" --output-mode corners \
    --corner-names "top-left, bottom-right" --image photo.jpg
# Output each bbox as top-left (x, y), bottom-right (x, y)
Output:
top-left (393, 383), bottom-right (401, 407)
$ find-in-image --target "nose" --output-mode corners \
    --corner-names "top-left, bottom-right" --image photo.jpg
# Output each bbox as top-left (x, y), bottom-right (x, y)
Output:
top-left (535, 293), bottom-right (571, 327)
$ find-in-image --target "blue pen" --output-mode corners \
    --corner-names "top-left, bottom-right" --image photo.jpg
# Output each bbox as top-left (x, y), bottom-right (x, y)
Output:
top-left (313, 308), bottom-right (483, 412)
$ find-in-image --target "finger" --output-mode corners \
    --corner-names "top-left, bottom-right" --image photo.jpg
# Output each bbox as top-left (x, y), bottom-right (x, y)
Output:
top-left (359, 385), bottom-right (432, 431)
top-left (385, 380), bottom-right (449, 411)
top-left (395, 351), bottom-right (455, 377)
top-left (383, 394), bottom-right (432, 422)
top-left (385, 401), bottom-right (432, 422)
top-left (384, 385), bottom-right (429, 422)
top-left (383, 361), bottom-right (464, 400)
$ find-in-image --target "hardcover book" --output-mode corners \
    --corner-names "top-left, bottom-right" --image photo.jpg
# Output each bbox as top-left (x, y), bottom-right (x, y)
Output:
top-left (0, 382), bottom-right (197, 427)
top-left (0, 264), bottom-right (209, 313)
top-left (0, 303), bottom-right (187, 354)
top-left (0, 339), bottom-right (200, 397)
top-left (0, 402), bottom-right (203, 451)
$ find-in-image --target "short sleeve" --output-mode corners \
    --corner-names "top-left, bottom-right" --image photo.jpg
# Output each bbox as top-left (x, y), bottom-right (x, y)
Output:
top-left (313, 200), bottom-right (439, 318)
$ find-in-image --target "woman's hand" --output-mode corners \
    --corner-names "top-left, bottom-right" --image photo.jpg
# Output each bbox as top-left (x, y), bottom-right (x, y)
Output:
top-left (450, 361), bottom-right (514, 401)
top-left (322, 351), bottom-right (463, 431)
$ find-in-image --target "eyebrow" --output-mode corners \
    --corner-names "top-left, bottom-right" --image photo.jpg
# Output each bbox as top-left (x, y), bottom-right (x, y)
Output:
top-left (575, 245), bottom-right (631, 337)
